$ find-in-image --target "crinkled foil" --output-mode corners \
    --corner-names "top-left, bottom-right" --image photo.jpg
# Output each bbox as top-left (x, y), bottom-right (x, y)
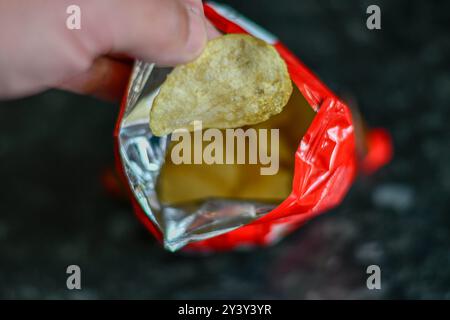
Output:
top-left (118, 61), bottom-right (276, 251)
top-left (115, 2), bottom-right (392, 252)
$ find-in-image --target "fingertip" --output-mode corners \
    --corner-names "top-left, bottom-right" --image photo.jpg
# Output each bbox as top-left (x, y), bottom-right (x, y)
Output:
top-left (178, 3), bottom-right (208, 63)
top-left (205, 19), bottom-right (222, 39)
top-left (93, 0), bottom-right (211, 67)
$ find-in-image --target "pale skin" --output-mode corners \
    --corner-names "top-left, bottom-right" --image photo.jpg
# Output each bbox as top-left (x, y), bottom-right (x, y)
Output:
top-left (0, 0), bottom-right (220, 101)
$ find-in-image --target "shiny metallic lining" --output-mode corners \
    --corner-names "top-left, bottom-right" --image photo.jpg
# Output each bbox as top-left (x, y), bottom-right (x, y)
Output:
top-left (118, 61), bottom-right (275, 251)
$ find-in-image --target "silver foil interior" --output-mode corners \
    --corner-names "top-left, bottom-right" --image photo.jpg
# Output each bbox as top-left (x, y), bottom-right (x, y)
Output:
top-left (118, 61), bottom-right (276, 251)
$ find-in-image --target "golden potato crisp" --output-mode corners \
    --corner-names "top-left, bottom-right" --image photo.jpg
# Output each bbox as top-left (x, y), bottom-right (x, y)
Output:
top-left (150, 34), bottom-right (293, 136)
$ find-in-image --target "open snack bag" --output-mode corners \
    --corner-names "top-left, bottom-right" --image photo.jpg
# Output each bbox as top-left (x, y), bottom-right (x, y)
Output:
top-left (114, 2), bottom-right (392, 252)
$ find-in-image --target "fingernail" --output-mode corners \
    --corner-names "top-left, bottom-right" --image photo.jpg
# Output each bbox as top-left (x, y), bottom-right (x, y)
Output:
top-left (184, 0), bottom-right (204, 16)
top-left (205, 19), bottom-right (222, 39)
top-left (188, 3), bottom-right (202, 16)
top-left (184, 4), bottom-right (207, 60)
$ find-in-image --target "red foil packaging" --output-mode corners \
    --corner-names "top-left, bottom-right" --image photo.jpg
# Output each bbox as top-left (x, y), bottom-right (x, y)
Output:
top-left (114, 2), bottom-right (392, 252)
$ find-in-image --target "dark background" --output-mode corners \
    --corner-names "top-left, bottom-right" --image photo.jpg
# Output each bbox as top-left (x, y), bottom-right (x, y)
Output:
top-left (0, 0), bottom-right (449, 299)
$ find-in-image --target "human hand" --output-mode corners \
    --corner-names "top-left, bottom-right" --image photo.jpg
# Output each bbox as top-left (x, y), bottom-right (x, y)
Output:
top-left (0, 0), bottom-right (220, 101)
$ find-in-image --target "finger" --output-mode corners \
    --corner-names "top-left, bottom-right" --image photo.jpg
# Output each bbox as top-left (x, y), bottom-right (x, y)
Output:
top-left (85, 0), bottom-right (209, 66)
top-left (107, 53), bottom-right (134, 63)
top-left (181, 0), bottom-right (203, 13)
top-left (58, 56), bottom-right (132, 102)
top-left (60, 0), bottom-right (221, 101)
top-left (178, 0), bottom-right (221, 39)
top-left (205, 18), bottom-right (222, 39)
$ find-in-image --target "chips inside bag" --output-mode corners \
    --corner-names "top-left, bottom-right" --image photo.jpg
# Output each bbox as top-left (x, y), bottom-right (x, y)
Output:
top-left (150, 34), bottom-right (293, 136)
top-left (114, 2), bottom-right (392, 252)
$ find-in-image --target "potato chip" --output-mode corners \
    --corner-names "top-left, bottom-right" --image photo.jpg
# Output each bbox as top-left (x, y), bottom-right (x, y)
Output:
top-left (149, 34), bottom-right (293, 136)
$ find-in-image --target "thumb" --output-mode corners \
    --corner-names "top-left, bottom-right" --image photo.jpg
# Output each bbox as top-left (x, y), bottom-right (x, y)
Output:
top-left (84, 0), bottom-right (209, 66)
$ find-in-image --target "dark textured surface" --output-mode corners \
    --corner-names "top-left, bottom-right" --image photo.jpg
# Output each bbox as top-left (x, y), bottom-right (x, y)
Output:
top-left (0, 0), bottom-right (449, 299)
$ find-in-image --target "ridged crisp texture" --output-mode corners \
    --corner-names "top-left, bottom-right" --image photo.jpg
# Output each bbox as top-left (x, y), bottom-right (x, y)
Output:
top-left (149, 34), bottom-right (293, 136)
